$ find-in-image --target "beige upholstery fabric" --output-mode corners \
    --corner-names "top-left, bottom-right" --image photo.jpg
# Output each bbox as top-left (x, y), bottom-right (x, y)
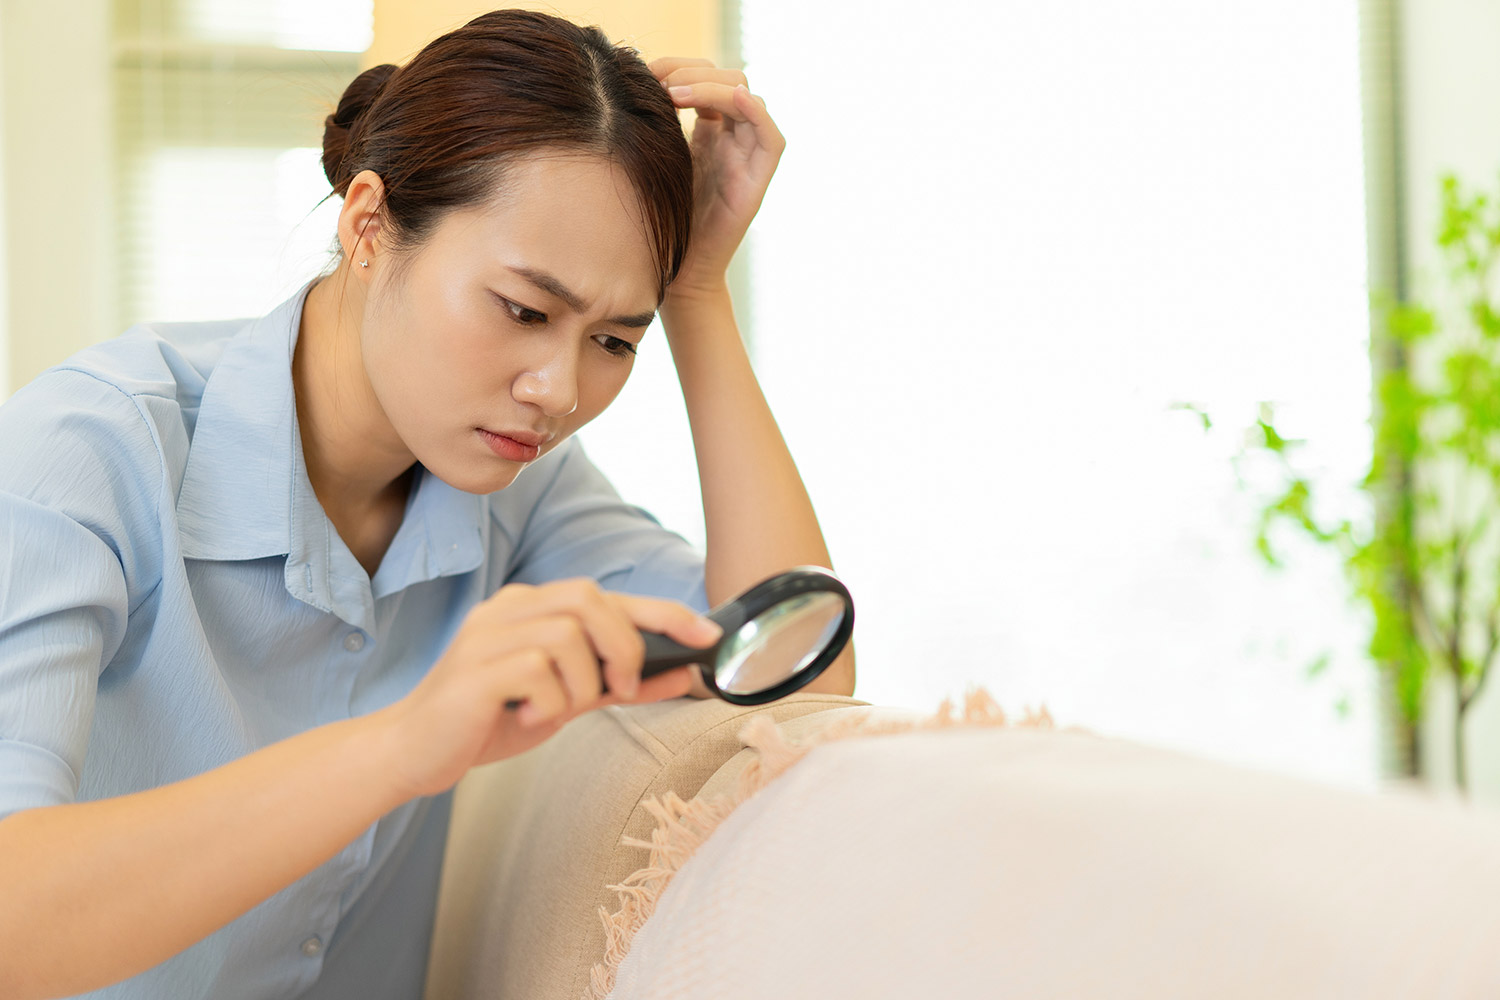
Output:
top-left (421, 692), bottom-right (868, 1000)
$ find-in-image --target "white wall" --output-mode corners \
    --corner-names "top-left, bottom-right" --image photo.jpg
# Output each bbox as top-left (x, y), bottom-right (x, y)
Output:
top-left (0, 0), bottom-right (115, 396)
top-left (1398, 0), bottom-right (1500, 802)
top-left (0, 1), bottom-right (10, 401)
top-left (728, 0), bottom-right (1379, 789)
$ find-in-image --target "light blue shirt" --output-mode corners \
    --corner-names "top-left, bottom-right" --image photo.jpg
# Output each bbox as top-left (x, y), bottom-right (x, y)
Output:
top-left (0, 277), bottom-right (708, 999)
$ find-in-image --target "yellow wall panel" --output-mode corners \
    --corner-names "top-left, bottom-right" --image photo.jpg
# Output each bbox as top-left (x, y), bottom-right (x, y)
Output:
top-left (365, 1), bottom-right (722, 71)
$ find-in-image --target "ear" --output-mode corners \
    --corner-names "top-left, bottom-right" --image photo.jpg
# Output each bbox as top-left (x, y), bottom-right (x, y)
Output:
top-left (338, 169), bottom-right (388, 277)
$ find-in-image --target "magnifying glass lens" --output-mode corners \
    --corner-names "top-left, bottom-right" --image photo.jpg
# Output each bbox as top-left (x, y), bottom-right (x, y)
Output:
top-left (714, 591), bottom-right (846, 695)
top-left (622, 566), bottom-right (855, 706)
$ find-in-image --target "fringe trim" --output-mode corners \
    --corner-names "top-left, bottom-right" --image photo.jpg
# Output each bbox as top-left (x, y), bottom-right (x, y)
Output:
top-left (587, 686), bottom-right (1056, 998)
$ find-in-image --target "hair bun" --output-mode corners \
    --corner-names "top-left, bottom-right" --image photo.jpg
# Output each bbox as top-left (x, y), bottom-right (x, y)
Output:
top-left (322, 63), bottom-right (398, 193)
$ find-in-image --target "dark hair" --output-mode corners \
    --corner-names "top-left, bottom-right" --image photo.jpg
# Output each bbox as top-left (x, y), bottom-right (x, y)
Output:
top-left (319, 9), bottom-right (693, 300)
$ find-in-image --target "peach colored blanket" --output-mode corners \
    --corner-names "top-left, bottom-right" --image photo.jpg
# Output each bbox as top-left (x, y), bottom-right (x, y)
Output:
top-left (596, 696), bottom-right (1500, 999)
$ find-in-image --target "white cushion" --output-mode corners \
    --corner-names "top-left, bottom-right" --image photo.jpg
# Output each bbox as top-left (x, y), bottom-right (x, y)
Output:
top-left (604, 725), bottom-right (1500, 999)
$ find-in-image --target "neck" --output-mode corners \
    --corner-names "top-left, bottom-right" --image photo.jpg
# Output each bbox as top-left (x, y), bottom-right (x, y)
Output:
top-left (292, 267), bottom-right (416, 521)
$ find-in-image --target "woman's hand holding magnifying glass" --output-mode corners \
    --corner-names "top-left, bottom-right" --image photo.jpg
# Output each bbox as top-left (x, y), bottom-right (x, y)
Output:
top-left (372, 578), bottom-right (722, 801)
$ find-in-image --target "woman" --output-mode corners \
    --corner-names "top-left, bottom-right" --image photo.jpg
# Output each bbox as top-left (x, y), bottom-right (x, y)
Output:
top-left (0, 9), bottom-right (852, 999)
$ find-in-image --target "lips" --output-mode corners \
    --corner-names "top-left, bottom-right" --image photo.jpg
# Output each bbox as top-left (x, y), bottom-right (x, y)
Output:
top-left (478, 427), bottom-right (546, 462)
top-left (488, 429), bottom-right (545, 447)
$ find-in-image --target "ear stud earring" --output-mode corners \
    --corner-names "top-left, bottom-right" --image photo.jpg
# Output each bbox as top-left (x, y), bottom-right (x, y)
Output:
top-left (359, 259), bottom-right (369, 268)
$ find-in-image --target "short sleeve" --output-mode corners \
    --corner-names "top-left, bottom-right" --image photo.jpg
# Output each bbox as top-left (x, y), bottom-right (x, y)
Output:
top-left (0, 370), bottom-right (163, 821)
top-left (499, 438), bottom-right (709, 613)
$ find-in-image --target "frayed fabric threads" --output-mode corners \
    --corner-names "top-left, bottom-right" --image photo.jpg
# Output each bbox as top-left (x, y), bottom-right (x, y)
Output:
top-left (588, 687), bottom-right (1056, 999)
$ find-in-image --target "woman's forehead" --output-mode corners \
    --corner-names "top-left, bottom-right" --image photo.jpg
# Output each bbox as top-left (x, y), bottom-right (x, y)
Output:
top-left (480, 151), bottom-right (646, 225)
top-left (431, 154), bottom-right (659, 305)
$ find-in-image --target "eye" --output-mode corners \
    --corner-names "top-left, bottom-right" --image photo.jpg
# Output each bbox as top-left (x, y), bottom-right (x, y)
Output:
top-left (595, 334), bottom-right (638, 358)
top-left (495, 294), bottom-right (547, 326)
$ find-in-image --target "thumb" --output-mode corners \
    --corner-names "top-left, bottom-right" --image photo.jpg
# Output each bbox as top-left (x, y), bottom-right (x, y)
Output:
top-left (614, 594), bottom-right (723, 648)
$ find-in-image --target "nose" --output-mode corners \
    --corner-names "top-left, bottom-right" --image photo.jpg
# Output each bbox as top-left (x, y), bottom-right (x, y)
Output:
top-left (511, 345), bottom-right (580, 419)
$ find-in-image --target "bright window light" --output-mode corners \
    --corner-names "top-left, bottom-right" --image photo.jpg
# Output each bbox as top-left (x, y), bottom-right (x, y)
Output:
top-left (130, 146), bottom-right (337, 322)
top-left (591, 0), bottom-right (1378, 789)
top-left (181, 0), bottom-right (372, 51)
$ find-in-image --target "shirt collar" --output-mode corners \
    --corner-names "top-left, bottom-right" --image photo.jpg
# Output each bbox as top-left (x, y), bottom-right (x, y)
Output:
top-left (176, 280), bottom-right (309, 563)
top-left (175, 278), bottom-right (485, 629)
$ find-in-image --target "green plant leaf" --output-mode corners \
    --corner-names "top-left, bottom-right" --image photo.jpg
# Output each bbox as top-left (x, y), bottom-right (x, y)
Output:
top-left (1387, 304), bottom-right (1436, 343)
top-left (1168, 401), bottom-right (1212, 431)
top-left (1226, 173), bottom-right (1500, 747)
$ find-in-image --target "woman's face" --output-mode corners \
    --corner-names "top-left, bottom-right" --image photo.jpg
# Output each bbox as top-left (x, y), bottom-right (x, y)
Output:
top-left (361, 151), bottom-right (660, 494)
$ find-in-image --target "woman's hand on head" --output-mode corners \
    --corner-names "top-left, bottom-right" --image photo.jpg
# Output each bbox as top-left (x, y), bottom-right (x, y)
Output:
top-left (651, 57), bottom-right (786, 302)
top-left (373, 578), bottom-right (722, 800)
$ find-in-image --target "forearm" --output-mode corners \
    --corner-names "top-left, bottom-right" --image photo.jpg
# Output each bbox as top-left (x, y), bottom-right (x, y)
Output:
top-left (662, 284), bottom-right (855, 696)
top-left (0, 711), bottom-right (410, 1000)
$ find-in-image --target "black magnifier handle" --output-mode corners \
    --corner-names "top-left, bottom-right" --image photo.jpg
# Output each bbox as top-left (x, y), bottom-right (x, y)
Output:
top-left (502, 628), bottom-right (719, 709)
top-left (594, 628), bottom-right (725, 695)
top-left (639, 629), bottom-right (722, 677)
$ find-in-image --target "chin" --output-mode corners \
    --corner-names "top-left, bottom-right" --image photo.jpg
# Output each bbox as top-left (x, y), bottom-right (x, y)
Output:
top-left (417, 433), bottom-right (569, 496)
top-left (422, 456), bottom-right (526, 496)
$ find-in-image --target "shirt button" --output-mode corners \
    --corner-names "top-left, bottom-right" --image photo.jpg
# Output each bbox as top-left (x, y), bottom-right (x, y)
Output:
top-left (301, 936), bottom-right (323, 957)
top-left (342, 631), bottom-right (365, 653)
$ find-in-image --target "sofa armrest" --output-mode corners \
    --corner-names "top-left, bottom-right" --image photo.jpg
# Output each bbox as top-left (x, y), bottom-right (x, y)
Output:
top-left (422, 692), bottom-right (868, 1000)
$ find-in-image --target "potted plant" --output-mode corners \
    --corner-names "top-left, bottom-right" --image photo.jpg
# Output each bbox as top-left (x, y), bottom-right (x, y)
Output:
top-left (1182, 173), bottom-right (1500, 794)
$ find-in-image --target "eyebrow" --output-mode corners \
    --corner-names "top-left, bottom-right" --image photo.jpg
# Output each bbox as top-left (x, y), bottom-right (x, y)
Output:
top-left (507, 266), bottom-right (657, 329)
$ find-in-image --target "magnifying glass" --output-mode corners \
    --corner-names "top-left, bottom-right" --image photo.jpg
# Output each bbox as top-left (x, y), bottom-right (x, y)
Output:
top-left (634, 565), bottom-right (854, 705)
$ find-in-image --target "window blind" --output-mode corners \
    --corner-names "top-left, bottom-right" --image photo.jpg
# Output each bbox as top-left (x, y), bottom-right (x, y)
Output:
top-left (111, 0), bottom-right (367, 328)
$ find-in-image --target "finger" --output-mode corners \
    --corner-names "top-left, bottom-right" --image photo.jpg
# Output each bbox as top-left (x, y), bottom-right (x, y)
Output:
top-left (491, 648), bottom-right (569, 727)
top-left (640, 665), bottom-right (697, 701)
top-left (658, 67), bottom-right (747, 90)
top-left (597, 591), bottom-right (719, 699)
top-left (483, 578), bottom-right (645, 694)
top-left (669, 83), bottom-right (784, 155)
top-left (685, 667), bottom-right (715, 700)
top-left (612, 593), bottom-right (723, 650)
top-left (667, 81), bottom-right (744, 119)
top-left (528, 614), bottom-right (604, 709)
top-left (597, 665), bottom-right (698, 708)
top-left (648, 56), bottom-right (716, 81)
top-left (729, 83), bottom-right (780, 148)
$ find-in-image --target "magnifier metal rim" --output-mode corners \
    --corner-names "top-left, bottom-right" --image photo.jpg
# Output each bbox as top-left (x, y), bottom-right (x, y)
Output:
top-left (701, 565), bottom-right (854, 705)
